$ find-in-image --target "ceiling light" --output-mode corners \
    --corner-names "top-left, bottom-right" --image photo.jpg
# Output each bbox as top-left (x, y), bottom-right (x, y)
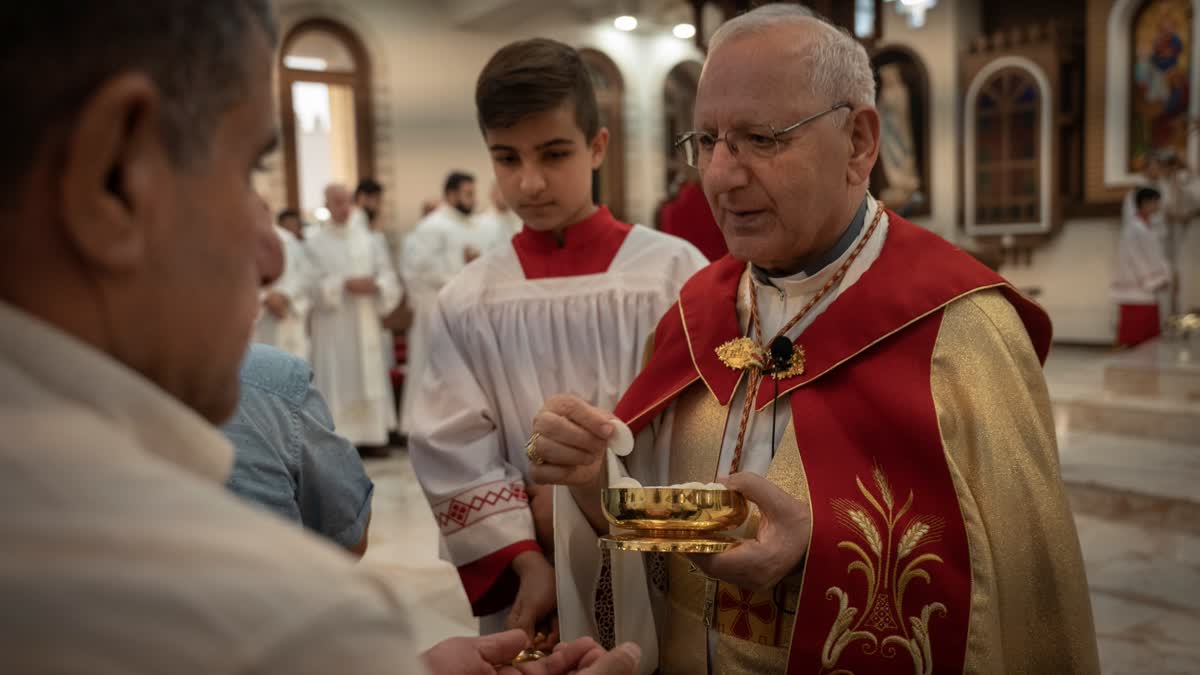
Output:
top-left (673, 23), bottom-right (696, 39)
top-left (314, 207), bottom-right (331, 221)
top-left (614, 15), bottom-right (638, 31)
top-left (283, 55), bottom-right (328, 71)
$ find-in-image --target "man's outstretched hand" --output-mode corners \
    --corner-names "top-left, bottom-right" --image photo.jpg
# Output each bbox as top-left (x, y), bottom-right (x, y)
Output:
top-left (421, 629), bottom-right (641, 674)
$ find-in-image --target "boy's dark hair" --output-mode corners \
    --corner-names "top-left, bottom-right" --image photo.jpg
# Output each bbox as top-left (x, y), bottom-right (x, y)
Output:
top-left (276, 208), bottom-right (300, 224)
top-left (475, 38), bottom-right (600, 141)
top-left (1135, 187), bottom-right (1162, 210)
top-left (444, 171), bottom-right (474, 195)
top-left (355, 178), bottom-right (383, 198)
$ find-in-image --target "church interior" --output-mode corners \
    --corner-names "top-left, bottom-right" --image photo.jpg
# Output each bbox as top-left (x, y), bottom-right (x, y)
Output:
top-left (258, 0), bottom-right (1196, 671)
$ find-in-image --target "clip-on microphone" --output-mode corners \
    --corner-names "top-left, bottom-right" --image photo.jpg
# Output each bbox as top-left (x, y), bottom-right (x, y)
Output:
top-left (767, 336), bottom-right (794, 461)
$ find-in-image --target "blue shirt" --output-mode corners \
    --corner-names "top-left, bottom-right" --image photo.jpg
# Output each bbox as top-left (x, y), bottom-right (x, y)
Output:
top-left (222, 344), bottom-right (373, 549)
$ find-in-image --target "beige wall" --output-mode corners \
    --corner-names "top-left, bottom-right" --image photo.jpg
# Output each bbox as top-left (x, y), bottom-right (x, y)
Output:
top-left (264, 0), bottom-right (701, 239)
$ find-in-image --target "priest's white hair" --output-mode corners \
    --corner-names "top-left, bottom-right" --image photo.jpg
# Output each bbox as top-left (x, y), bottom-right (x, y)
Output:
top-left (708, 4), bottom-right (876, 116)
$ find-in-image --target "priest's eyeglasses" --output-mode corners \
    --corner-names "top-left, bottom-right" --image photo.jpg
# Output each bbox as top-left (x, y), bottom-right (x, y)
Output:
top-left (675, 102), bottom-right (852, 169)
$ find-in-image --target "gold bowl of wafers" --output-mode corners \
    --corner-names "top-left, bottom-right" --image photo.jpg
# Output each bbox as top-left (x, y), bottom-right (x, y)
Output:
top-left (598, 484), bottom-right (748, 554)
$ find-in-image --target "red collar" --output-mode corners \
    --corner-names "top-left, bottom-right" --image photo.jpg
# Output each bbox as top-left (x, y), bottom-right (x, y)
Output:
top-left (511, 205), bottom-right (632, 279)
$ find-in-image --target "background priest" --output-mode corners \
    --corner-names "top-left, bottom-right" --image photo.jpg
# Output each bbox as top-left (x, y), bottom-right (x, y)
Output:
top-left (307, 182), bottom-right (401, 448)
top-left (399, 171), bottom-right (479, 433)
top-left (254, 197), bottom-right (312, 361)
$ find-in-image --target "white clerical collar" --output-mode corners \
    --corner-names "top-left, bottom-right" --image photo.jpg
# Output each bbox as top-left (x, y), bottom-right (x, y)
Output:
top-left (0, 301), bottom-right (235, 484)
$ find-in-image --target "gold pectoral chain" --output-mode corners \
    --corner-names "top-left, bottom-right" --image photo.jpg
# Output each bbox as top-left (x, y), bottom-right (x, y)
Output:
top-left (719, 202), bottom-right (885, 473)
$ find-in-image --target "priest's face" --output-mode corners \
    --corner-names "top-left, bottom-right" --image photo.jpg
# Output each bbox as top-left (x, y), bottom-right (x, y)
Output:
top-left (448, 181), bottom-right (477, 216)
top-left (325, 185), bottom-right (354, 224)
top-left (485, 103), bottom-right (609, 231)
top-left (695, 25), bottom-right (878, 273)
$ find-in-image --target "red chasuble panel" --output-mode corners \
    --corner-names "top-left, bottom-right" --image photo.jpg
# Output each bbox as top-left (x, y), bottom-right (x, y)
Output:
top-left (783, 311), bottom-right (970, 674)
top-left (511, 205), bottom-right (632, 280)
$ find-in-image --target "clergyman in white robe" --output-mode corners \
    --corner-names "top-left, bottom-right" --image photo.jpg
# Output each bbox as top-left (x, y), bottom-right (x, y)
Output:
top-left (471, 207), bottom-right (522, 251)
top-left (399, 203), bottom-right (478, 433)
top-left (253, 225), bottom-right (313, 361)
top-left (407, 205), bottom-right (706, 633)
top-left (307, 210), bottom-right (402, 446)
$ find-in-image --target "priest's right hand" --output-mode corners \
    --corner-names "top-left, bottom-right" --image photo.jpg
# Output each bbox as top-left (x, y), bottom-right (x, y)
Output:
top-left (527, 394), bottom-right (615, 487)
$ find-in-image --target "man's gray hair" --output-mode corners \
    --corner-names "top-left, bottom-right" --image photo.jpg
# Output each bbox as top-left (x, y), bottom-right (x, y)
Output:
top-left (0, 0), bottom-right (277, 199)
top-left (708, 4), bottom-right (876, 111)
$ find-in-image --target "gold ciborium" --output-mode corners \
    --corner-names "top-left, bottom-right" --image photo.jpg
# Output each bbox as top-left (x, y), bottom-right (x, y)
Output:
top-left (598, 487), bottom-right (749, 554)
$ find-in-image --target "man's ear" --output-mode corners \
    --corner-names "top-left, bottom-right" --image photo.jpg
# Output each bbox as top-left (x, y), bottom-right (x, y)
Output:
top-left (590, 127), bottom-right (610, 170)
top-left (59, 73), bottom-right (169, 273)
top-left (845, 107), bottom-right (880, 188)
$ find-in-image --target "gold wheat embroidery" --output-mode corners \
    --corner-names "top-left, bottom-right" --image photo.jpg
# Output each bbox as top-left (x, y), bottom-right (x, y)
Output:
top-left (821, 465), bottom-right (947, 675)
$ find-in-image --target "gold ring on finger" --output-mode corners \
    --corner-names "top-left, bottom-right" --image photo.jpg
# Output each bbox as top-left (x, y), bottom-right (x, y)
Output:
top-left (525, 432), bottom-right (546, 465)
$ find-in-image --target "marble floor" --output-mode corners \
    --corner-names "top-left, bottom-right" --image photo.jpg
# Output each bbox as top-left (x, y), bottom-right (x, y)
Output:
top-left (1050, 341), bottom-right (1200, 674)
top-left (361, 339), bottom-right (1200, 672)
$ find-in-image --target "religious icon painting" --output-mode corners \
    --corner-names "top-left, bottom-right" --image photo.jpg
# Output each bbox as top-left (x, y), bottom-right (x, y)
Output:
top-left (1130, 0), bottom-right (1193, 172)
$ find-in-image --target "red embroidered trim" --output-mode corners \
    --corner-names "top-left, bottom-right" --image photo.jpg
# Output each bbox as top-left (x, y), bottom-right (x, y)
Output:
top-left (434, 480), bottom-right (529, 535)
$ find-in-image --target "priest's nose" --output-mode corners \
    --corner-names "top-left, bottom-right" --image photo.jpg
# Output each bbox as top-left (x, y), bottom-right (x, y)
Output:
top-left (703, 139), bottom-right (751, 195)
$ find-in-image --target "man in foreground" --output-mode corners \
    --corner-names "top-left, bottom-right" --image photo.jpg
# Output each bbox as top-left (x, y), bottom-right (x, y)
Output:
top-left (0, 2), bottom-right (636, 673)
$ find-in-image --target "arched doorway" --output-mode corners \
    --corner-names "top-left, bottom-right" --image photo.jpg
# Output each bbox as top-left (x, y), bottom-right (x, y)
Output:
top-left (579, 48), bottom-right (627, 221)
top-left (278, 19), bottom-right (375, 221)
top-left (663, 61), bottom-right (703, 194)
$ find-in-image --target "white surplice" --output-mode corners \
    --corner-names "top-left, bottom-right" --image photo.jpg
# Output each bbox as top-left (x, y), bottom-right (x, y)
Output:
top-left (407, 220), bottom-right (706, 629)
top-left (307, 212), bottom-right (401, 446)
top-left (253, 225), bottom-right (313, 361)
top-left (1112, 210), bottom-right (1173, 305)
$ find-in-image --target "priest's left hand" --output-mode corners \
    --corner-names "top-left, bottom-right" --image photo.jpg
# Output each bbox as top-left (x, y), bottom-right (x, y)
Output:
top-left (687, 472), bottom-right (812, 592)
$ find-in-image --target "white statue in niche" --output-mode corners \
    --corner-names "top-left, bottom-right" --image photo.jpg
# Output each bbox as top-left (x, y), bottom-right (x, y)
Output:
top-left (877, 63), bottom-right (923, 208)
